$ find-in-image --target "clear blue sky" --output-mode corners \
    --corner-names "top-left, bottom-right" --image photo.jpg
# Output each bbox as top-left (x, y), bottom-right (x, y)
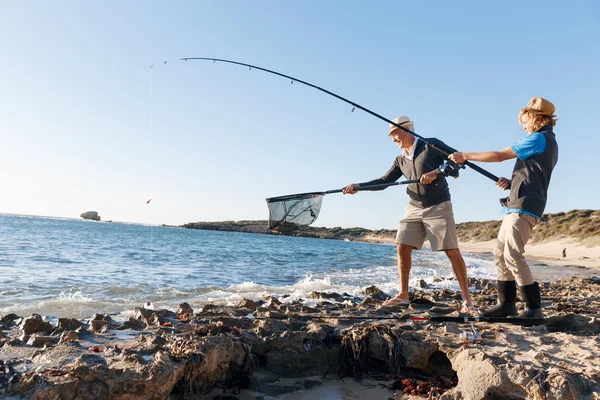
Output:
top-left (1, 1), bottom-right (599, 229)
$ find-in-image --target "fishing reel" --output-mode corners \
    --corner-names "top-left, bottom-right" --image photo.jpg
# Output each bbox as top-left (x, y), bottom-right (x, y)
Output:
top-left (437, 160), bottom-right (465, 177)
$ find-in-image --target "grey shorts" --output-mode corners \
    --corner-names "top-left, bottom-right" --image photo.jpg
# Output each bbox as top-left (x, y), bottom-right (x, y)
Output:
top-left (396, 200), bottom-right (459, 251)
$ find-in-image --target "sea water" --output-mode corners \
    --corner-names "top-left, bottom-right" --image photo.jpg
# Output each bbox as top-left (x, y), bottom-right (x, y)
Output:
top-left (0, 213), bottom-right (586, 318)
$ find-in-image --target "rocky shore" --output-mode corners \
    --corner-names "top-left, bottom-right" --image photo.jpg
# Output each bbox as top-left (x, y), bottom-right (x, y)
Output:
top-left (1, 277), bottom-right (599, 399)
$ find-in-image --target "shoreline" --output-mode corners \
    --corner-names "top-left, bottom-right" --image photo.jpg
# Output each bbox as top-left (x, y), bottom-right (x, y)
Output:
top-left (1, 276), bottom-right (599, 399)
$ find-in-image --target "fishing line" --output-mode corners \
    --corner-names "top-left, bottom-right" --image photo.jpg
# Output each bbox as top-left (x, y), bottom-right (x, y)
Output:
top-left (150, 57), bottom-right (501, 184)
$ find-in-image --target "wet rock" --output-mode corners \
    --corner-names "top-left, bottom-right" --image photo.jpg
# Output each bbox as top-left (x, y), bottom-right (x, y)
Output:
top-left (364, 285), bottom-right (391, 301)
top-left (235, 299), bottom-right (263, 311)
top-left (118, 317), bottom-right (148, 330)
top-left (59, 330), bottom-right (79, 343)
top-left (417, 279), bottom-right (429, 289)
top-left (26, 335), bottom-right (56, 348)
top-left (177, 302), bottom-right (194, 315)
top-left (265, 346), bottom-right (332, 378)
top-left (310, 291), bottom-right (344, 300)
top-left (90, 319), bottom-right (109, 331)
top-left (20, 314), bottom-right (52, 335)
top-left (57, 317), bottom-right (84, 331)
top-left (262, 296), bottom-right (282, 309)
top-left (1, 313), bottom-right (20, 325)
top-left (135, 307), bottom-right (177, 326)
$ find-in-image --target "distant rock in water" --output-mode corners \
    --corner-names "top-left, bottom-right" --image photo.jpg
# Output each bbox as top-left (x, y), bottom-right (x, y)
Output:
top-left (80, 211), bottom-right (101, 221)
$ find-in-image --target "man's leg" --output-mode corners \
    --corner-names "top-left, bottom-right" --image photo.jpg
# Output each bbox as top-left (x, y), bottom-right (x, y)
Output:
top-left (444, 248), bottom-right (473, 306)
top-left (395, 244), bottom-right (414, 302)
top-left (422, 201), bottom-right (473, 308)
top-left (384, 203), bottom-right (426, 305)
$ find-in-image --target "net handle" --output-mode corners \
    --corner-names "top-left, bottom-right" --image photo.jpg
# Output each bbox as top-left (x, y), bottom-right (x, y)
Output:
top-left (266, 179), bottom-right (419, 203)
top-left (324, 179), bottom-right (420, 194)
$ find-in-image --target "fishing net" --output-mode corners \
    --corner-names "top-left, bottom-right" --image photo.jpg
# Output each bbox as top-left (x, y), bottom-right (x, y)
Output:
top-left (266, 192), bottom-right (325, 230)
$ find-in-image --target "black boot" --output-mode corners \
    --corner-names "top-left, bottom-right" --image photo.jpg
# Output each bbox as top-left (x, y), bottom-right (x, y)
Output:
top-left (481, 280), bottom-right (518, 317)
top-left (519, 282), bottom-right (543, 318)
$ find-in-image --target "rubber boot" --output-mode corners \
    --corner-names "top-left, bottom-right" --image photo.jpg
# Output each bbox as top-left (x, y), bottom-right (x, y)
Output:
top-left (481, 280), bottom-right (518, 317)
top-left (519, 282), bottom-right (543, 318)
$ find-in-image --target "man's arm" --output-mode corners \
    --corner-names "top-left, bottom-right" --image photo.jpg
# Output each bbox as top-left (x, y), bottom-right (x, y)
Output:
top-left (342, 158), bottom-right (403, 194)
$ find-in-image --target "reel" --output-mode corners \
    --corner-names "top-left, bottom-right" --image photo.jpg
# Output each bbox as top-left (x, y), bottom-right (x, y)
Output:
top-left (437, 160), bottom-right (464, 176)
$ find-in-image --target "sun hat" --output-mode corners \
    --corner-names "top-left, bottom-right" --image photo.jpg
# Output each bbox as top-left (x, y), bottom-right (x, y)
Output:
top-left (521, 97), bottom-right (556, 118)
top-left (388, 116), bottom-right (414, 136)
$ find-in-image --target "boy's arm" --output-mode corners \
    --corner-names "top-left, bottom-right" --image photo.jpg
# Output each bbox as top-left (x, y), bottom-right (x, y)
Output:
top-left (449, 147), bottom-right (516, 164)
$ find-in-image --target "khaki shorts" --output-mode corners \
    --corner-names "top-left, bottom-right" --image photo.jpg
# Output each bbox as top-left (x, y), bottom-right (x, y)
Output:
top-left (396, 200), bottom-right (459, 251)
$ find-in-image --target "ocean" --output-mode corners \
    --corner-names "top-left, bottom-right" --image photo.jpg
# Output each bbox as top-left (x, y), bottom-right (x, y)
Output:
top-left (0, 213), bottom-right (583, 319)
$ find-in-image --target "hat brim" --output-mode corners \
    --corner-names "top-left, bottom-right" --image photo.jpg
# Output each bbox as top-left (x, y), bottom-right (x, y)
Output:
top-left (521, 107), bottom-right (556, 118)
top-left (388, 121), bottom-right (414, 135)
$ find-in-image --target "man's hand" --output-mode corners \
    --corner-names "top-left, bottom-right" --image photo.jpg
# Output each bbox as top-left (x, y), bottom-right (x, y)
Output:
top-left (448, 152), bottom-right (467, 164)
top-left (420, 170), bottom-right (438, 185)
top-left (342, 184), bottom-right (359, 194)
top-left (496, 177), bottom-right (511, 190)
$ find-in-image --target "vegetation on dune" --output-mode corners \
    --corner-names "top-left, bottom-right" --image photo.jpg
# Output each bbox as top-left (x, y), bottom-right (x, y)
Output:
top-left (180, 209), bottom-right (600, 244)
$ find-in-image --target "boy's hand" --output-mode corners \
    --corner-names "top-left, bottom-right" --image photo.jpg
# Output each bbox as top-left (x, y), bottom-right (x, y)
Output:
top-left (420, 170), bottom-right (438, 185)
top-left (496, 177), bottom-right (511, 190)
top-left (448, 152), bottom-right (467, 164)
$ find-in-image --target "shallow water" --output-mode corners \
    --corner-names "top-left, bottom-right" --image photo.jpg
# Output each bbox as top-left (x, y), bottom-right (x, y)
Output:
top-left (0, 214), bottom-right (589, 318)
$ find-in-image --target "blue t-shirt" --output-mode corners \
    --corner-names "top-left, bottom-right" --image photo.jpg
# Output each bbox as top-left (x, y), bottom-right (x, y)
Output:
top-left (503, 132), bottom-right (547, 219)
top-left (511, 132), bottom-right (547, 161)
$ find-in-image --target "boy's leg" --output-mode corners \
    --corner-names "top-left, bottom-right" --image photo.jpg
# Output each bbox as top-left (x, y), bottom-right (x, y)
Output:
top-left (494, 214), bottom-right (515, 281)
top-left (502, 213), bottom-right (536, 286)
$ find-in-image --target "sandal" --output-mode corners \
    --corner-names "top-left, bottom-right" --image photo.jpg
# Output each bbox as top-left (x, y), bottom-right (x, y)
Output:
top-left (382, 295), bottom-right (410, 307)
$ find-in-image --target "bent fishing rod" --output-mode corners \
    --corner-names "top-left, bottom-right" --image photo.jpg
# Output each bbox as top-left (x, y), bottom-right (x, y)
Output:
top-left (154, 57), bottom-right (500, 184)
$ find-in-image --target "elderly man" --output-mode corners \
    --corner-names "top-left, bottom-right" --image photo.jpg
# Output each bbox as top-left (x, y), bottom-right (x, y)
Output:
top-left (343, 116), bottom-right (474, 313)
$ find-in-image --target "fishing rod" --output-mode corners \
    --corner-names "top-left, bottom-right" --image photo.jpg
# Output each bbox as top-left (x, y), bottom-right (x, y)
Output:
top-left (154, 57), bottom-right (500, 184)
top-left (266, 180), bottom-right (420, 203)
top-left (224, 313), bottom-right (547, 326)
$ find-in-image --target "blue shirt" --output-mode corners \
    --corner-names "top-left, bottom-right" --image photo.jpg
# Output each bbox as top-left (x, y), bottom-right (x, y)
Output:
top-left (503, 133), bottom-right (547, 219)
top-left (511, 132), bottom-right (547, 161)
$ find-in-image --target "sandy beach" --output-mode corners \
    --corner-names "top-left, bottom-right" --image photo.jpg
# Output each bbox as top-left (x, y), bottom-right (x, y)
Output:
top-left (363, 235), bottom-right (600, 272)
top-left (460, 238), bottom-right (600, 271)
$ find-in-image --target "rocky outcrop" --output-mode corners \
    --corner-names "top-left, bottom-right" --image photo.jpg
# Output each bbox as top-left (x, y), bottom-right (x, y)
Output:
top-left (80, 211), bottom-right (101, 221)
top-left (1, 277), bottom-right (599, 399)
top-left (180, 209), bottom-right (600, 244)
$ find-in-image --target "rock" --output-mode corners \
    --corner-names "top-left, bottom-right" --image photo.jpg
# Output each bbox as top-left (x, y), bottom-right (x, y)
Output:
top-left (59, 331), bottom-right (79, 343)
top-left (1, 313), bottom-right (20, 325)
top-left (20, 314), bottom-right (52, 335)
top-left (27, 335), bottom-right (56, 348)
top-left (177, 302), bottom-right (194, 315)
top-left (80, 211), bottom-right (101, 221)
top-left (235, 299), bottom-right (263, 311)
top-left (261, 296), bottom-right (282, 309)
top-left (118, 317), bottom-right (148, 331)
top-left (364, 285), bottom-right (391, 301)
top-left (91, 320), bottom-right (109, 331)
top-left (57, 318), bottom-right (84, 331)
top-left (417, 279), bottom-right (429, 289)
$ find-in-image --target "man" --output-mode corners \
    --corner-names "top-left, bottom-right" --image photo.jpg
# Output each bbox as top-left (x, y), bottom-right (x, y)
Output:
top-left (449, 97), bottom-right (559, 318)
top-left (343, 116), bottom-right (475, 313)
